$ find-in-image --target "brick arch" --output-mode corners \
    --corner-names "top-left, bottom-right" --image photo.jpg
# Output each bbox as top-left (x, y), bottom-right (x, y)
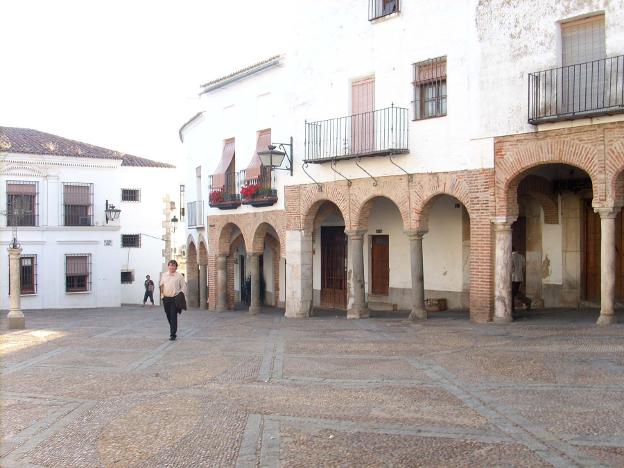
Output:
top-left (412, 173), bottom-right (473, 231)
top-left (218, 222), bottom-right (247, 255)
top-left (352, 194), bottom-right (410, 231)
top-left (495, 138), bottom-right (603, 217)
top-left (186, 240), bottom-right (199, 308)
top-left (264, 234), bottom-right (281, 307)
top-left (197, 234), bottom-right (209, 265)
top-left (299, 183), bottom-right (351, 233)
top-left (607, 137), bottom-right (624, 208)
top-left (226, 234), bottom-right (246, 310)
top-left (186, 239), bottom-right (198, 268)
top-left (518, 175), bottom-right (559, 224)
top-left (251, 221), bottom-right (282, 255)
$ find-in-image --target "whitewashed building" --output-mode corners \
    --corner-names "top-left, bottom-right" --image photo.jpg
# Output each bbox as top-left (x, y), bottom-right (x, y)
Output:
top-left (0, 127), bottom-right (177, 309)
top-left (182, 1), bottom-right (624, 325)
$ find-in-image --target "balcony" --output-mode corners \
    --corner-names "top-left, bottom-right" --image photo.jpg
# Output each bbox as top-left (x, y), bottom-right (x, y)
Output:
top-left (369, 0), bottom-right (399, 21)
top-left (304, 105), bottom-right (409, 163)
top-left (528, 55), bottom-right (624, 124)
top-left (187, 200), bottom-right (204, 227)
top-left (238, 169), bottom-right (278, 207)
top-left (208, 173), bottom-right (241, 210)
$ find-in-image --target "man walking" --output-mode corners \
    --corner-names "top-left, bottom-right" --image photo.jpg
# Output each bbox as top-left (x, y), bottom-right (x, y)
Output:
top-left (143, 275), bottom-right (155, 306)
top-left (511, 246), bottom-right (531, 316)
top-left (159, 260), bottom-right (186, 341)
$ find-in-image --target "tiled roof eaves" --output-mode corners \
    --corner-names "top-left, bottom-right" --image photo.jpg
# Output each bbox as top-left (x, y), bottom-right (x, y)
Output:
top-left (199, 55), bottom-right (281, 95)
top-left (121, 154), bottom-right (175, 168)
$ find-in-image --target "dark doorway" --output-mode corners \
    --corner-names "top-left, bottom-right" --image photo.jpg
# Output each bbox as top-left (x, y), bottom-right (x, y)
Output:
top-left (371, 235), bottom-right (389, 295)
top-left (321, 226), bottom-right (347, 309)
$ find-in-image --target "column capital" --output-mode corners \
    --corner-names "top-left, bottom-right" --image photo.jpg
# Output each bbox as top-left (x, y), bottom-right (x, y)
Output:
top-left (491, 216), bottom-right (516, 230)
top-left (344, 229), bottom-right (367, 239)
top-left (405, 229), bottom-right (428, 239)
top-left (595, 207), bottom-right (620, 219)
top-left (7, 246), bottom-right (23, 255)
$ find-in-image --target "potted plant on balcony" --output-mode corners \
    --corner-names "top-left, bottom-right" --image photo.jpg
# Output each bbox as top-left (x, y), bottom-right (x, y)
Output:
top-left (240, 183), bottom-right (260, 204)
top-left (209, 189), bottom-right (224, 206)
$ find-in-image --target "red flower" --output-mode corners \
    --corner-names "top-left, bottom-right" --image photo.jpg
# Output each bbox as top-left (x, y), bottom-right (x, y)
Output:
top-left (209, 190), bottom-right (224, 204)
top-left (240, 183), bottom-right (260, 199)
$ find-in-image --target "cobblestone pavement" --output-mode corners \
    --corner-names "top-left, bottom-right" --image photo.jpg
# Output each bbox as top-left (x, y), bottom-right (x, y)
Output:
top-left (1, 306), bottom-right (624, 467)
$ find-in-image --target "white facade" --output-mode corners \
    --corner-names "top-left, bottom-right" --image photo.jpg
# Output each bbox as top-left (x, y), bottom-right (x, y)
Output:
top-left (1, 149), bottom-right (176, 310)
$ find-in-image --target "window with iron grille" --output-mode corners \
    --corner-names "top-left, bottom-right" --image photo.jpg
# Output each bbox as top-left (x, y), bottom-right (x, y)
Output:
top-left (63, 183), bottom-right (93, 226)
top-left (6, 181), bottom-right (38, 226)
top-left (65, 254), bottom-right (91, 292)
top-left (121, 234), bottom-right (141, 248)
top-left (120, 270), bottom-right (134, 284)
top-left (412, 57), bottom-right (447, 120)
top-left (8, 255), bottom-right (37, 295)
top-left (121, 188), bottom-right (141, 202)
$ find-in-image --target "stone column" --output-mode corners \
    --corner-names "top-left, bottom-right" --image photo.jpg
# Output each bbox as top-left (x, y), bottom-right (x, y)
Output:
top-left (216, 254), bottom-right (227, 312)
top-left (199, 265), bottom-right (207, 309)
top-left (285, 230), bottom-right (312, 318)
top-left (8, 246), bottom-right (25, 329)
top-left (597, 208), bottom-right (619, 325)
top-left (493, 219), bottom-right (514, 323)
top-left (249, 253), bottom-right (262, 314)
top-left (407, 231), bottom-right (427, 321)
top-left (346, 230), bottom-right (368, 319)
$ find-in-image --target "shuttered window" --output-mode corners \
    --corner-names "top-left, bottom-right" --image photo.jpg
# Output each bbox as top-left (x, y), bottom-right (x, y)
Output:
top-left (66, 254), bottom-right (91, 292)
top-left (6, 181), bottom-right (38, 226)
top-left (412, 56), bottom-right (447, 120)
top-left (63, 183), bottom-right (93, 226)
top-left (561, 15), bottom-right (605, 66)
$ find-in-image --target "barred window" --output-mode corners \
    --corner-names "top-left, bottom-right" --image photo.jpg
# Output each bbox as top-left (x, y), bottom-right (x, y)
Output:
top-left (8, 255), bottom-right (37, 295)
top-left (66, 254), bottom-right (91, 292)
top-left (6, 181), bottom-right (38, 226)
top-left (121, 234), bottom-right (141, 248)
top-left (121, 189), bottom-right (140, 202)
top-left (63, 183), bottom-right (93, 226)
top-left (412, 56), bottom-right (447, 120)
top-left (121, 271), bottom-right (134, 284)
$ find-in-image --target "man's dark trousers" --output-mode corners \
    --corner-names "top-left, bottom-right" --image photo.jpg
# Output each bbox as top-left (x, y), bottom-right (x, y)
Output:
top-left (163, 297), bottom-right (178, 339)
top-left (143, 290), bottom-right (154, 304)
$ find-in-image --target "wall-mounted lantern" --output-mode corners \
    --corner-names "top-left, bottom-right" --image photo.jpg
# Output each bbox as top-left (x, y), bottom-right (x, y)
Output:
top-left (105, 200), bottom-right (121, 224)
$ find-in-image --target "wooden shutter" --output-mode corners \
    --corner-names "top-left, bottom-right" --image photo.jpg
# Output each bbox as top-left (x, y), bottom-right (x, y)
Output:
top-left (562, 15), bottom-right (605, 66)
top-left (352, 76), bottom-right (375, 154)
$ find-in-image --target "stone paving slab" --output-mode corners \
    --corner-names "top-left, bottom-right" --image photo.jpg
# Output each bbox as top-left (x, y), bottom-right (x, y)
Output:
top-left (1, 306), bottom-right (624, 466)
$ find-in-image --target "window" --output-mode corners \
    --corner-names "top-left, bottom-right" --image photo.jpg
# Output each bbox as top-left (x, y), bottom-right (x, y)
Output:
top-left (65, 254), bottom-right (91, 292)
top-left (121, 234), bottom-right (141, 248)
top-left (369, 0), bottom-right (398, 20)
top-left (121, 189), bottom-right (140, 202)
top-left (6, 181), bottom-right (38, 226)
top-left (561, 14), bottom-right (605, 66)
top-left (121, 271), bottom-right (134, 284)
top-left (412, 56), bottom-right (447, 120)
top-left (8, 255), bottom-right (37, 295)
top-left (63, 183), bottom-right (93, 226)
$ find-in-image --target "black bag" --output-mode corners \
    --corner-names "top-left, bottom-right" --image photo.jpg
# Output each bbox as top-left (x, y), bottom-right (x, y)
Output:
top-left (175, 292), bottom-right (187, 312)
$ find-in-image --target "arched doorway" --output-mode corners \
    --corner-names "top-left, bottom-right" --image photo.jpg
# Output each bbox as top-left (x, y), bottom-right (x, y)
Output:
top-left (214, 222), bottom-right (248, 312)
top-left (250, 222), bottom-right (284, 313)
top-left (186, 240), bottom-right (199, 308)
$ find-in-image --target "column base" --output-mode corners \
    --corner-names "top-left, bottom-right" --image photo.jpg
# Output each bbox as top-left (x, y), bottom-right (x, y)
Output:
top-left (596, 314), bottom-right (617, 325)
top-left (409, 308), bottom-right (427, 321)
top-left (249, 305), bottom-right (262, 315)
top-left (493, 315), bottom-right (513, 323)
top-left (285, 300), bottom-right (311, 318)
top-left (8, 315), bottom-right (25, 329)
top-left (347, 307), bottom-right (369, 319)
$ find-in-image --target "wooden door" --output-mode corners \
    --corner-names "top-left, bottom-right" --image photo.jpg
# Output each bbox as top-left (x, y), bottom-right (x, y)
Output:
top-left (351, 76), bottom-right (375, 154)
top-left (371, 235), bottom-right (389, 295)
top-left (583, 202), bottom-right (624, 301)
top-left (321, 226), bottom-right (347, 309)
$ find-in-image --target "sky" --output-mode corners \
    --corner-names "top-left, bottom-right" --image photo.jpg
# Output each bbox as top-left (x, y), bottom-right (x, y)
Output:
top-left (0, 0), bottom-right (285, 168)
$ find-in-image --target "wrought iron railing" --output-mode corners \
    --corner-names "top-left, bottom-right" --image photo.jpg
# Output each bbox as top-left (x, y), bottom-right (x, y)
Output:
top-left (6, 212), bottom-right (38, 227)
top-left (238, 169), bottom-right (278, 207)
top-left (304, 105), bottom-right (409, 162)
top-left (369, 0), bottom-right (399, 20)
top-left (528, 55), bottom-right (624, 124)
top-left (187, 200), bottom-right (204, 227)
top-left (208, 173), bottom-right (241, 209)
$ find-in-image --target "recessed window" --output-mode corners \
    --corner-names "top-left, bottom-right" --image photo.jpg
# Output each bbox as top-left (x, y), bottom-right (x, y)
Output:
top-left (63, 183), bottom-right (93, 226)
top-left (66, 254), bottom-right (91, 292)
top-left (6, 181), bottom-right (38, 226)
top-left (8, 255), bottom-right (37, 295)
top-left (121, 189), bottom-right (140, 202)
top-left (121, 234), bottom-right (141, 248)
top-left (412, 56), bottom-right (447, 120)
top-left (121, 271), bottom-right (134, 284)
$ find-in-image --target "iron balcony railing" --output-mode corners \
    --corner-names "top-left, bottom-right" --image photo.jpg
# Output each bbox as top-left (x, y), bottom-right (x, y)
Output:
top-left (304, 105), bottom-right (409, 163)
top-left (238, 169), bottom-right (278, 207)
top-left (528, 55), bottom-right (624, 124)
top-left (208, 173), bottom-right (241, 209)
top-left (187, 200), bottom-right (204, 227)
top-left (369, 0), bottom-right (399, 21)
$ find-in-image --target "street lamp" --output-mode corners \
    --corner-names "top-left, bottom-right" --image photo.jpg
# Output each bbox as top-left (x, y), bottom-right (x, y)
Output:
top-left (1, 209), bottom-right (25, 329)
top-left (171, 215), bottom-right (179, 233)
top-left (105, 200), bottom-right (121, 224)
top-left (257, 136), bottom-right (294, 176)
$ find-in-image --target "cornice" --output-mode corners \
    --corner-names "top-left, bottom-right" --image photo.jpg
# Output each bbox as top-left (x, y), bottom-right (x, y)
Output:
top-left (0, 152), bottom-right (121, 170)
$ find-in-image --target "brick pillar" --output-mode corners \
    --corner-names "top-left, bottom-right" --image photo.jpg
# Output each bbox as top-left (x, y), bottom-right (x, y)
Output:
top-left (407, 231), bottom-right (427, 321)
top-left (493, 219), bottom-right (514, 323)
top-left (199, 265), bottom-right (207, 309)
top-left (597, 208), bottom-right (618, 325)
top-left (249, 253), bottom-right (261, 314)
top-left (216, 254), bottom-right (227, 312)
top-left (346, 229), bottom-right (368, 319)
